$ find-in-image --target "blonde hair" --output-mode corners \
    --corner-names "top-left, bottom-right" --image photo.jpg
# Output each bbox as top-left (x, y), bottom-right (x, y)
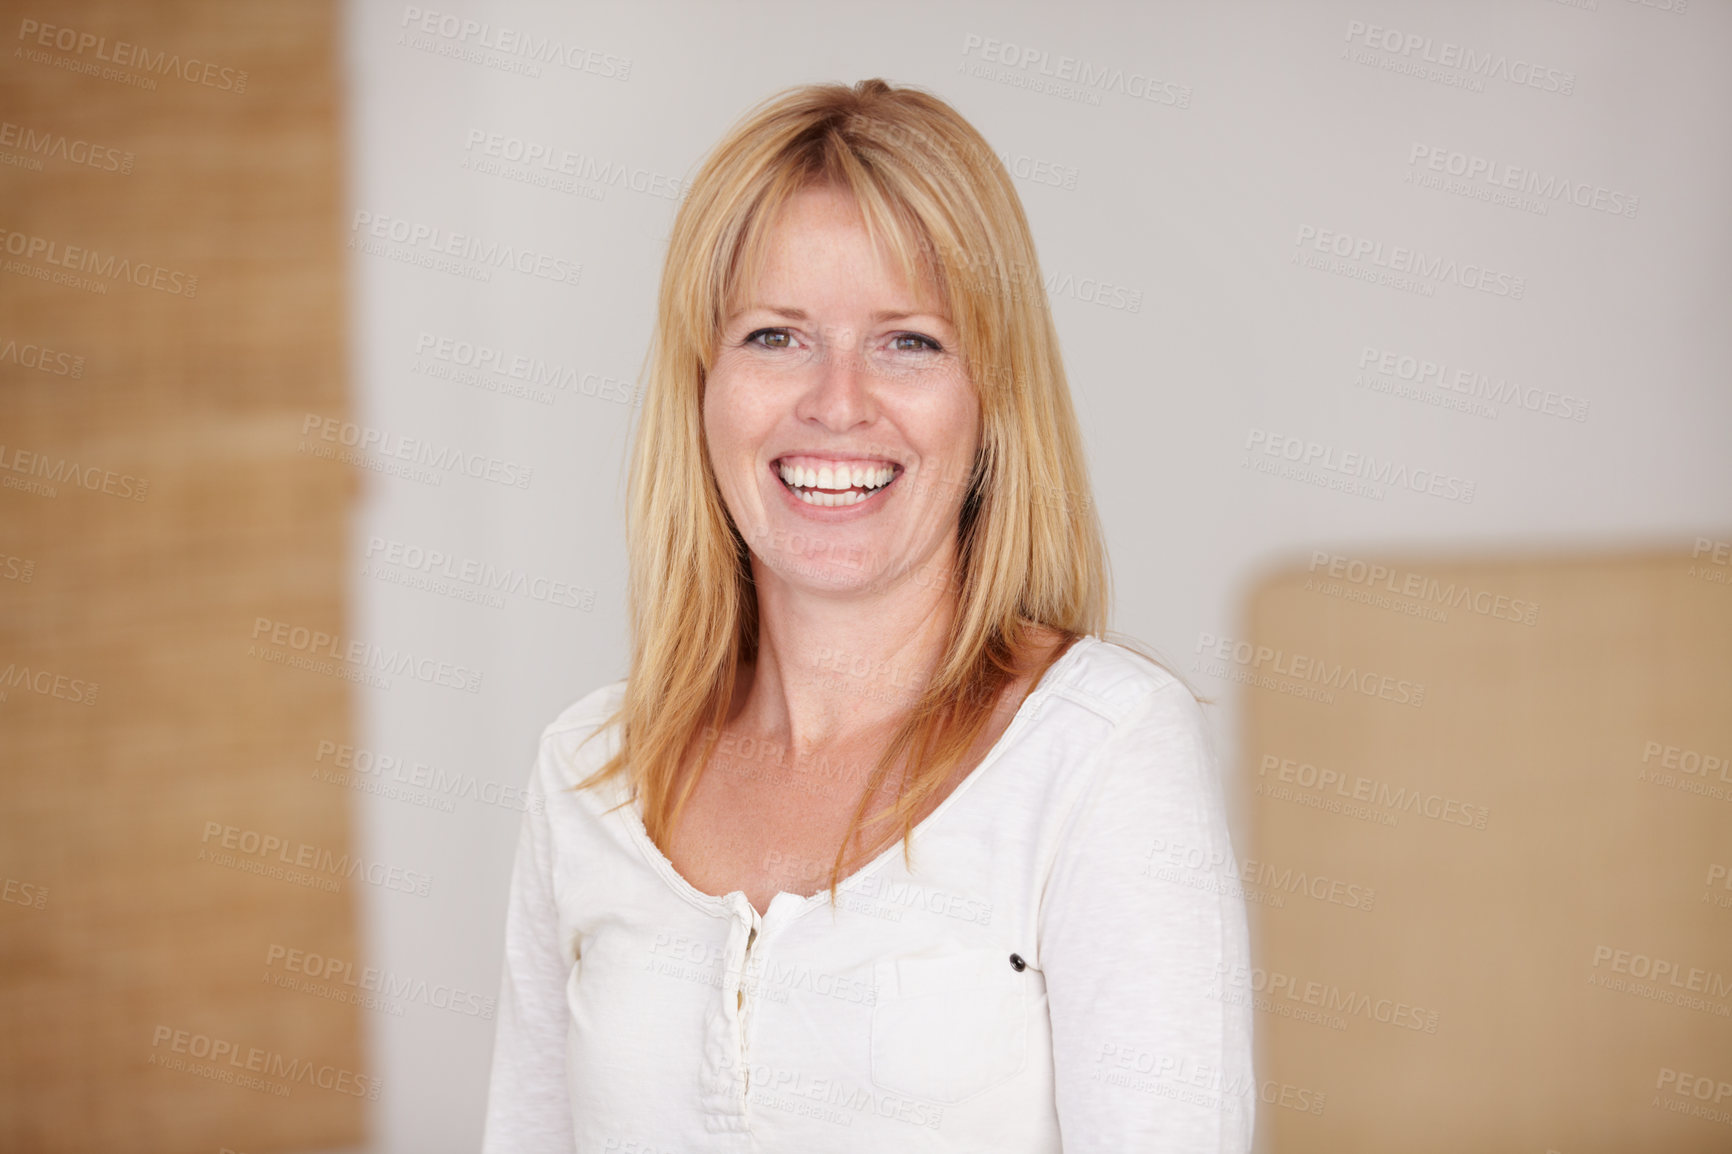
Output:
top-left (579, 78), bottom-right (1141, 900)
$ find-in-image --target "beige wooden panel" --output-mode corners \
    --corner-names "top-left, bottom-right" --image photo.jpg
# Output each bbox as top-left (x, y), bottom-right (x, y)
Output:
top-left (0, 2), bottom-right (364, 1151)
top-left (1237, 549), bottom-right (1732, 1151)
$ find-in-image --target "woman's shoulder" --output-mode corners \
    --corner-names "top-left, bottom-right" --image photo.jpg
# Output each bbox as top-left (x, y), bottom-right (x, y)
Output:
top-left (530, 678), bottom-right (631, 799)
top-left (536, 678), bottom-right (630, 768)
top-left (541, 677), bottom-right (628, 736)
top-left (1046, 634), bottom-right (1200, 728)
top-left (1041, 639), bottom-right (1220, 837)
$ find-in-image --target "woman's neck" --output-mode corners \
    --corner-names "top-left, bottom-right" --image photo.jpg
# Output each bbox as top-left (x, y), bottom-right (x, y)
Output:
top-left (734, 551), bottom-right (962, 754)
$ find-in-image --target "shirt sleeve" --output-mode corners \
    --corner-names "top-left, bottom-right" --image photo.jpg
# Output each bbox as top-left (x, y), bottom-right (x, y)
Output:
top-left (481, 737), bottom-right (576, 1153)
top-left (1039, 677), bottom-right (1256, 1153)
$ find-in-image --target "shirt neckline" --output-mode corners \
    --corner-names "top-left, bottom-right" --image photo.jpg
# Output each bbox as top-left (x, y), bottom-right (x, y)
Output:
top-left (614, 634), bottom-right (1098, 922)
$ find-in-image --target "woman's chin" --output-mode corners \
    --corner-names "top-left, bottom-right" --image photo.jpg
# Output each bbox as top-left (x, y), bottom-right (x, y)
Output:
top-left (754, 552), bottom-right (878, 593)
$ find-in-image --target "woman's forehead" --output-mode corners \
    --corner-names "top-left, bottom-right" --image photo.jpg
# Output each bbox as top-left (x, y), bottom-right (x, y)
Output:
top-left (728, 198), bottom-right (950, 320)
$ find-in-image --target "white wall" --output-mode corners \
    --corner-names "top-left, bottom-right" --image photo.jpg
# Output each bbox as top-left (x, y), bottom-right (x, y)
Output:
top-left (340, 1), bottom-right (1731, 1149)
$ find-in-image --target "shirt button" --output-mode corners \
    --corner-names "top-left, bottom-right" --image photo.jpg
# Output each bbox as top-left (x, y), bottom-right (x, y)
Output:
top-left (1009, 953), bottom-right (1026, 972)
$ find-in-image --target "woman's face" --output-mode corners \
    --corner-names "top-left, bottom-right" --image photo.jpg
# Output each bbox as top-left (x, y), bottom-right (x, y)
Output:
top-left (704, 184), bottom-right (980, 595)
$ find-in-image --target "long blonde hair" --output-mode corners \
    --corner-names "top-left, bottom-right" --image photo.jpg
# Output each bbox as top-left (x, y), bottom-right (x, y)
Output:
top-left (578, 78), bottom-right (1127, 900)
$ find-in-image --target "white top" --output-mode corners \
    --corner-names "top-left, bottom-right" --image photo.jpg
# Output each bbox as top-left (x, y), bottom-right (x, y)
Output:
top-left (481, 635), bottom-right (1256, 1153)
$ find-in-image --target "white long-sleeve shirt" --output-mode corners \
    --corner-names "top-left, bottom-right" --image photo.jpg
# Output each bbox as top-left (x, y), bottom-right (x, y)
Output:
top-left (482, 634), bottom-right (1256, 1152)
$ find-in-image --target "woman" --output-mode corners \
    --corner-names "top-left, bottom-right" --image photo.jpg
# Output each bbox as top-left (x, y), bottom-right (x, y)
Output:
top-left (482, 78), bottom-right (1254, 1152)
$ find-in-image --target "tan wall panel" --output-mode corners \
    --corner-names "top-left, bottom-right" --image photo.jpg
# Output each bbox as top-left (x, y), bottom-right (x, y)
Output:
top-left (0, 2), bottom-right (363, 1151)
top-left (1235, 550), bottom-right (1732, 1151)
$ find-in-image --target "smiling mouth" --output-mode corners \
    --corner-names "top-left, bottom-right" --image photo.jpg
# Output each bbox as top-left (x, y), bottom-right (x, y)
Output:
top-left (774, 457), bottom-right (901, 507)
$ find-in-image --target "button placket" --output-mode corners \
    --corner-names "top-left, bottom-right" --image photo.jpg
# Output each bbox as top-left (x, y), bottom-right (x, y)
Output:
top-left (698, 896), bottom-right (762, 1129)
top-left (739, 898), bottom-right (770, 1095)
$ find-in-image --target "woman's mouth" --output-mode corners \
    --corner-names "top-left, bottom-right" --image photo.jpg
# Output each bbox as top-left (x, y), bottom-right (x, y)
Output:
top-left (773, 456), bottom-right (901, 508)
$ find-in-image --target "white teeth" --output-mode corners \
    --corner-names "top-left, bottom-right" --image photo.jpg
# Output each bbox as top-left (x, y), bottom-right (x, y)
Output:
top-left (775, 460), bottom-right (899, 510)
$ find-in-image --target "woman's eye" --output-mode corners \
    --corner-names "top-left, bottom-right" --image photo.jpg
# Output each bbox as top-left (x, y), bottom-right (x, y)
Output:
top-left (890, 333), bottom-right (942, 353)
top-left (745, 328), bottom-right (793, 349)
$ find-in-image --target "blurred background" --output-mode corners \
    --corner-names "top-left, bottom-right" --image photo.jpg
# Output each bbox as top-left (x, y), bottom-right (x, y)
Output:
top-left (1, 1), bottom-right (1728, 1151)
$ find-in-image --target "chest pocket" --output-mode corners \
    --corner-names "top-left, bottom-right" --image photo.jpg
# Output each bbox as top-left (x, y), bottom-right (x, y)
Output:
top-left (869, 947), bottom-right (1028, 1104)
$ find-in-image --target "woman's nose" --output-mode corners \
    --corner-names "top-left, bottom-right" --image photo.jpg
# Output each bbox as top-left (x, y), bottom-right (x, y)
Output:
top-left (796, 339), bottom-right (876, 430)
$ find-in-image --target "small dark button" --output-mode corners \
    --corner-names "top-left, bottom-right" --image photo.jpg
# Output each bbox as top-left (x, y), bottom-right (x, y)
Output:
top-left (1009, 953), bottom-right (1026, 972)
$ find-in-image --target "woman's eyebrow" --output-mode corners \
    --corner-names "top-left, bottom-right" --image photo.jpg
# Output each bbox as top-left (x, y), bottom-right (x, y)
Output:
top-left (871, 309), bottom-right (951, 325)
